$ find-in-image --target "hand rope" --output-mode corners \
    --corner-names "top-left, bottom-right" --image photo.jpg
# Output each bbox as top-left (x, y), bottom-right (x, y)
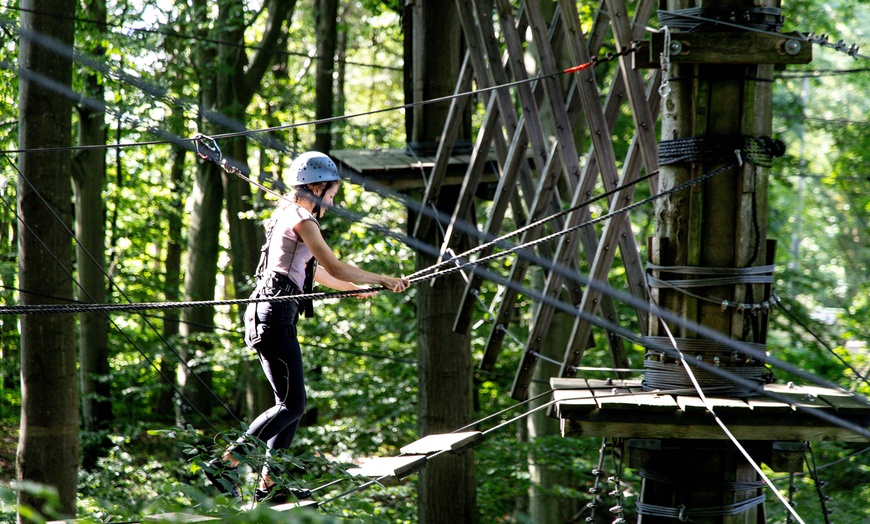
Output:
top-left (0, 159), bottom-right (733, 315)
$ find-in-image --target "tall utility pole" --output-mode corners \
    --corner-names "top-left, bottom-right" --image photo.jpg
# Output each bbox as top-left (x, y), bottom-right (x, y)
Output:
top-left (639, 0), bottom-right (809, 521)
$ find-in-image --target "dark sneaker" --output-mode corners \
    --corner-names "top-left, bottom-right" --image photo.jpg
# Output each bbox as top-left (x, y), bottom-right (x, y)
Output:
top-left (203, 459), bottom-right (240, 499)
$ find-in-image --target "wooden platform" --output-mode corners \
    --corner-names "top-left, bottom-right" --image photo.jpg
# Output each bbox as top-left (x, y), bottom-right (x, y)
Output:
top-left (331, 148), bottom-right (500, 191)
top-left (552, 378), bottom-right (870, 442)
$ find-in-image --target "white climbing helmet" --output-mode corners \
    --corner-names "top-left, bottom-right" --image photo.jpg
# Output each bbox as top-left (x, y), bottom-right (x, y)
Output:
top-left (288, 151), bottom-right (340, 186)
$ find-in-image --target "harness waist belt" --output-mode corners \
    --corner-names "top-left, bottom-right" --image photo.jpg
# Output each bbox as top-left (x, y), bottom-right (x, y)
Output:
top-left (259, 272), bottom-right (301, 294)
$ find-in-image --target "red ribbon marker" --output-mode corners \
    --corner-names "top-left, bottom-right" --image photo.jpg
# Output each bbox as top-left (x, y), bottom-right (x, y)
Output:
top-left (563, 62), bottom-right (593, 73)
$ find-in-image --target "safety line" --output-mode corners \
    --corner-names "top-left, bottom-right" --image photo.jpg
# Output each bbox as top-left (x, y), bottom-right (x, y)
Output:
top-left (0, 5), bottom-right (403, 71)
top-left (7, 159), bottom-right (870, 440)
top-left (8, 5), bottom-right (870, 516)
top-left (0, 23), bottom-right (634, 156)
top-left (656, 315), bottom-right (807, 524)
top-left (0, 159), bottom-right (682, 316)
top-left (6, 159), bottom-right (870, 444)
top-left (8, 6), bottom-right (870, 440)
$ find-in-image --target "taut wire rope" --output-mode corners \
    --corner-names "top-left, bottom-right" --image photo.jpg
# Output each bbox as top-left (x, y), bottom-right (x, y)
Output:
top-left (0, 19), bottom-right (635, 156)
top-left (656, 313), bottom-right (807, 524)
top-left (7, 144), bottom-right (870, 445)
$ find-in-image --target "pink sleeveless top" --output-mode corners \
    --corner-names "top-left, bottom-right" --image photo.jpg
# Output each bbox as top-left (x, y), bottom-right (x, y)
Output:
top-left (263, 204), bottom-right (318, 290)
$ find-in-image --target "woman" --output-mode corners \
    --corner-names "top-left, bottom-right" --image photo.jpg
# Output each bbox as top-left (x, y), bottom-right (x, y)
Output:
top-left (205, 151), bottom-right (409, 503)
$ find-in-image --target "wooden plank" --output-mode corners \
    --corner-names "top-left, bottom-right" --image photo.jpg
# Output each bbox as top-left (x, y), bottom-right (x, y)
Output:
top-left (628, 387), bottom-right (680, 411)
top-left (583, 379), bottom-right (642, 410)
top-left (400, 431), bottom-right (483, 455)
top-left (553, 387), bottom-right (598, 416)
top-left (676, 395), bottom-right (710, 413)
top-left (587, 378), bottom-right (641, 389)
top-left (347, 455), bottom-right (427, 480)
top-left (550, 377), bottom-right (589, 390)
top-left (747, 396), bottom-right (794, 414)
top-left (271, 500), bottom-right (319, 512)
top-left (763, 383), bottom-right (840, 411)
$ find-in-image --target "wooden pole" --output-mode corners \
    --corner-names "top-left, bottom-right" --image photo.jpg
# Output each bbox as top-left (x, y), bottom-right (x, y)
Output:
top-left (638, 0), bottom-right (788, 521)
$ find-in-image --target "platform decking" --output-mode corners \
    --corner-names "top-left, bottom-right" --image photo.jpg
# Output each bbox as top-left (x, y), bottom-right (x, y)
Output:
top-left (331, 148), bottom-right (500, 190)
top-left (552, 378), bottom-right (870, 442)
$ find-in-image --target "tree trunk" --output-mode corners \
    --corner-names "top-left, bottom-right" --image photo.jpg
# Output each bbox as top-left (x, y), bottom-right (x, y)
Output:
top-left (314, 0), bottom-right (339, 153)
top-left (17, 0), bottom-right (79, 518)
top-left (157, 145), bottom-right (186, 415)
top-left (415, 188), bottom-right (477, 524)
top-left (334, 9), bottom-right (347, 150)
top-left (1, 182), bottom-right (19, 396)
top-left (527, 275), bottom-right (578, 523)
top-left (182, 0), bottom-right (293, 421)
top-left (407, 2), bottom-right (476, 522)
top-left (179, 160), bottom-right (222, 420)
top-left (72, 0), bottom-right (112, 469)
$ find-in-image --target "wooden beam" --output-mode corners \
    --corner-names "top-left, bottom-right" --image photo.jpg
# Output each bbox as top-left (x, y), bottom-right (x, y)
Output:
top-left (435, 0), bottom-right (553, 266)
top-left (562, 420), bottom-right (870, 442)
top-left (633, 31), bottom-right (813, 68)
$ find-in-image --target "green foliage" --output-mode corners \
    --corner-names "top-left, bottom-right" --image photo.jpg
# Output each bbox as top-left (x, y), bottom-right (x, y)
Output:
top-left (2, 0), bottom-right (870, 521)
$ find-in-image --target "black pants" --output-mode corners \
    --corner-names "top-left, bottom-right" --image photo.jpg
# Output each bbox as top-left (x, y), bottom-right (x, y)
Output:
top-left (242, 293), bottom-right (306, 461)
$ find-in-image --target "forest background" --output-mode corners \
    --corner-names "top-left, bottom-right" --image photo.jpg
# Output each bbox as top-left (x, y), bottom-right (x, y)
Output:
top-left (0, 0), bottom-right (869, 522)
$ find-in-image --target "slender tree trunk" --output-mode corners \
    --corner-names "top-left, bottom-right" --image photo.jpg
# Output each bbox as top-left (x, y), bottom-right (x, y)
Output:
top-left (0, 182), bottom-right (19, 397)
top-left (17, 0), bottom-right (79, 518)
top-left (179, 160), bottom-right (222, 419)
top-left (314, 0), bottom-right (339, 153)
top-left (157, 145), bottom-right (186, 415)
top-left (334, 9), bottom-right (347, 150)
top-left (182, 0), bottom-right (293, 421)
top-left (73, 0), bottom-right (112, 470)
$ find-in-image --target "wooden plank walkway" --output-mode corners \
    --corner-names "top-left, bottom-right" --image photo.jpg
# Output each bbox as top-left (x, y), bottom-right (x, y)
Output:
top-left (552, 378), bottom-right (870, 442)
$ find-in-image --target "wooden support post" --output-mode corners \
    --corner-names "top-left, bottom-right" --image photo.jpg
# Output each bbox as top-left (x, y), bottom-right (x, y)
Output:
top-left (634, 1), bottom-right (811, 522)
